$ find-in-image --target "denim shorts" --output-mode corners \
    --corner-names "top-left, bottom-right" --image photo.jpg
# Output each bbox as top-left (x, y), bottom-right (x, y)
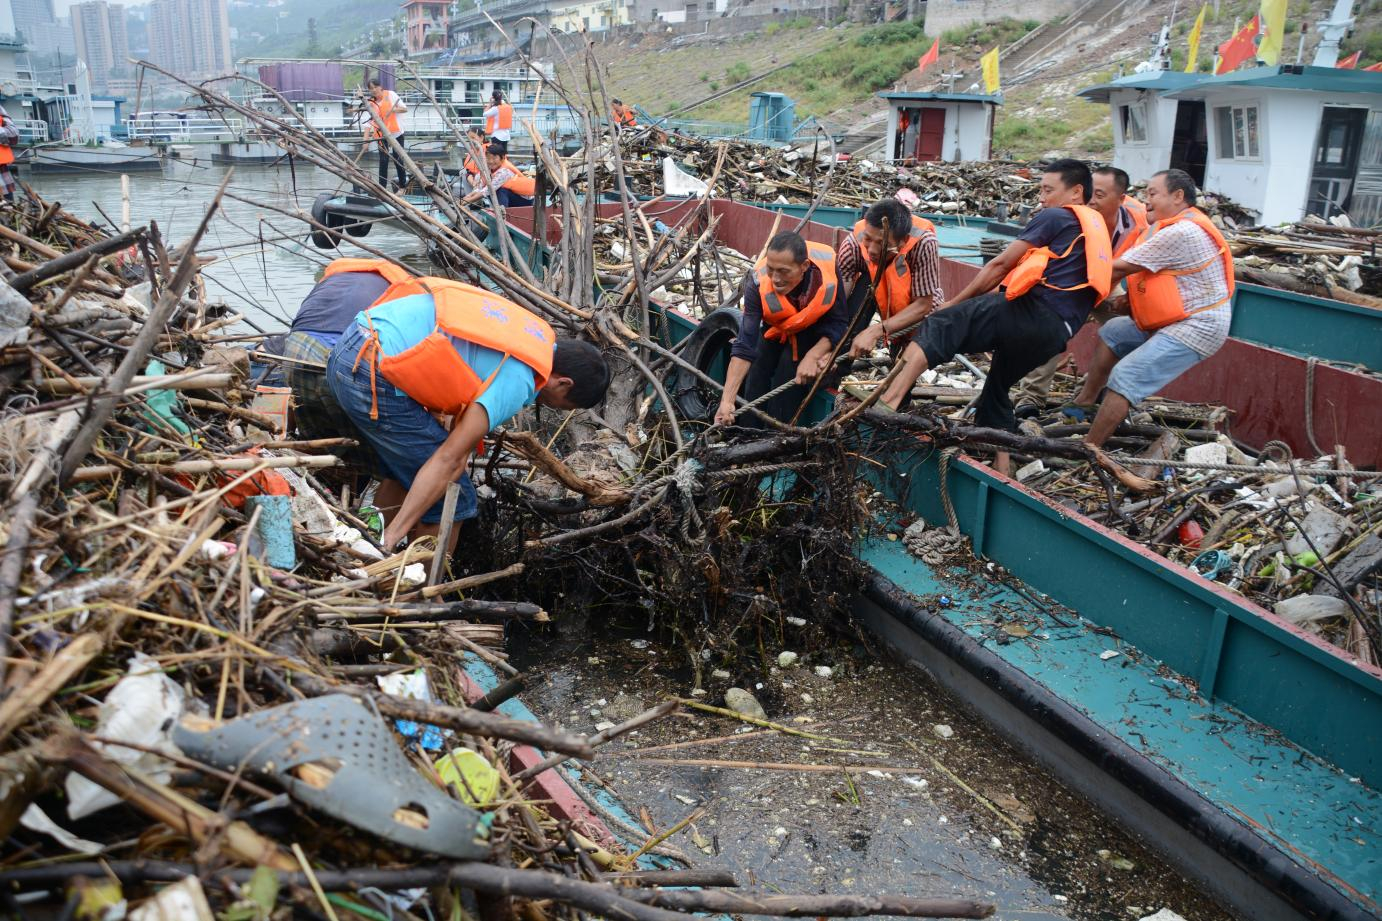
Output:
top-left (1100, 316), bottom-right (1203, 406)
top-left (326, 324), bottom-right (477, 524)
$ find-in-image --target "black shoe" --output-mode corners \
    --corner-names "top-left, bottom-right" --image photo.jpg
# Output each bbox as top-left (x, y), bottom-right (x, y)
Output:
top-left (1014, 402), bottom-right (1043, 420)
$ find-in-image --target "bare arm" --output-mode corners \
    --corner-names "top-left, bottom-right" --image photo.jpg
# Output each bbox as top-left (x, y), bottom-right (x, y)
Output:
top-left (382, 402), bottom-right (490, 547)
top-left (942, 239), bottom-right (1033, 307)
top-left (715, 357), bottom-right (753, 425)
top-left (1110, 257), bottom-right (1148, 287)
top-left (796, 336), bottom-right (834, 384)
top-left (850, 294), bottom-right (936, 358)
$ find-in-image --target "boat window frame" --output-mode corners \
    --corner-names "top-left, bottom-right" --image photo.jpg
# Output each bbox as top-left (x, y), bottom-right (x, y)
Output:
top-left (1213, 99), bottom-right (1263, 163)
top-left (1119, 100), bottom-right (1150, 145)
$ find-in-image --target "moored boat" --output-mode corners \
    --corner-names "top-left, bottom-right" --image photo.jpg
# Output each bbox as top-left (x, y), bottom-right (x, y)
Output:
top-left (479, 196), bottom-right (1382, 921)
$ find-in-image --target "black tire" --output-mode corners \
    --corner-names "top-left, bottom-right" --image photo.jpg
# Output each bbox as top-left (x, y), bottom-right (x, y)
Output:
top-left (672, 307), bottom-right (742, 422)
top-left (344, 216), bottom-right (371, 238)
top-left (310, 192), bottom-right (343, 249)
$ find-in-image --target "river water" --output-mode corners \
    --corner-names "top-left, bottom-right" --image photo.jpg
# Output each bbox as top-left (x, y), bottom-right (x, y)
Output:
top-left (24, 159), bottom-right (431, 331)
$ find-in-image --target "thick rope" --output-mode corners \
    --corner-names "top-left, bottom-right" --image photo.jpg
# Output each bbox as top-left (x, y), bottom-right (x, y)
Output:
top-left (1305, 356), bottom-right (1325, 457)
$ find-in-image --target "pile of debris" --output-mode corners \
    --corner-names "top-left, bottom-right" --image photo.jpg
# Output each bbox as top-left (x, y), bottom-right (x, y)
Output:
top-left (846, 360), bottom-right (1381, 661)
top-left (1230, 217), bottom-right (1382, 299)
top-left (589, 129), bottom-right (1044, 215)
top-left (0, 193), bottom-right (996, 921)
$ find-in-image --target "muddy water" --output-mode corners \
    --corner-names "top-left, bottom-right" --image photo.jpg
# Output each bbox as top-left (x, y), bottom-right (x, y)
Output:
top-left (510, 621), bottom-right (1238, 921)
top-left (23, 160), bottom-right (430, 330)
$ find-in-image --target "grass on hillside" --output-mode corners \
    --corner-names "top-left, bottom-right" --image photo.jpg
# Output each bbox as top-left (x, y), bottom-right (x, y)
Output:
top-left (690, 18), bottom-right (1039, 124)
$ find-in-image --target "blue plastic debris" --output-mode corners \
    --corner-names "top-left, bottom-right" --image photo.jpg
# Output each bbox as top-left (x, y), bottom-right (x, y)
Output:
top-left (245, 495), bottom-right (297, 569)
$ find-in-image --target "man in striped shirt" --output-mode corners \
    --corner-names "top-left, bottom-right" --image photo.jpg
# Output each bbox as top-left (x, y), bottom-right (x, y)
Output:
top-left (1071, 169), bottom-right (1234, 449)
top-left (838, 198), bottom-right (944, 359)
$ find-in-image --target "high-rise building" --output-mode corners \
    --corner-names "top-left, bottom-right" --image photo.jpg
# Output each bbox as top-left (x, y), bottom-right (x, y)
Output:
top-left (148, 0), bottom-right (231, 78)
top-left (70, 1), bottom-right (130, 92)
top-left (11, 0), bottom-right (74, 57)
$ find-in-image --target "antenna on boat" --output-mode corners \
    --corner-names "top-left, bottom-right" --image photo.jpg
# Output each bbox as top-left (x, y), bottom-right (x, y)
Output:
top-left (1313, 0), bottom-right (1356, 67)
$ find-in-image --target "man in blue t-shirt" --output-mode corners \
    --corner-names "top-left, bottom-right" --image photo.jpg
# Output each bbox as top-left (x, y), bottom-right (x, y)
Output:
top-left (876, 158), bottom-right (1109, 475)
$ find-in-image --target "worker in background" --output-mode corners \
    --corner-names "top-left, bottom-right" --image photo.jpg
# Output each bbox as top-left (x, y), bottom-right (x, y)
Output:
top-left (364, 77), bottom-right (408, 191)
top-left (462, 145), bottom-right (535, 209)
top-left (484, 90), bottom-right (513, 154)
top-left (715, 231), bottom-right (848, 426)
top-left (283, 259), bottom-right (413, 473)
top-left (1066, 169), bottom-right (1234, 449)
top-left (1014, 166), bottom-right (1147, 417)
top-left (0, 106), bottom-right (19, 202)
top-left (457, 126), bottom-right (485, 196)
top-left (327, 276), bottom-right (611, 550)
top-left (875, 159), bottom-right (1112, 475)
top-left (841, 197), bottom-right (944, 362)
top-left (611, 98), bottom-right (637, 130)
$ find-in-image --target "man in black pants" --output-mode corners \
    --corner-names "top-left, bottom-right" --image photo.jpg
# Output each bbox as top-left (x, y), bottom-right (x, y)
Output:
top-left (877, 158), bottom-right (1112, 474)
top-left (715, 231), bottom-right (848, 426)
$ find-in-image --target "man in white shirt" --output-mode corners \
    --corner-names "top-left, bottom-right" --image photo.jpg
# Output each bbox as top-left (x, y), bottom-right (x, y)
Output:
top-left (365, 78), bottom-right (408, 190)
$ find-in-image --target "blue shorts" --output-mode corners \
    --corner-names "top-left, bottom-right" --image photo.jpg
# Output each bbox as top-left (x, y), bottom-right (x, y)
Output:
top-left (326, 324), bottom-right (477, 524)
top-left (1100, 316), bottom-right (1203, 406)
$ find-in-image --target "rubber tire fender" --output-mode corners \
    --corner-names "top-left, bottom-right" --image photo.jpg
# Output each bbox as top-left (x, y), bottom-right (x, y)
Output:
top-left (672, 307), bottom-right (743, 423)
top-left (310, 192), bottom-right (344, 249)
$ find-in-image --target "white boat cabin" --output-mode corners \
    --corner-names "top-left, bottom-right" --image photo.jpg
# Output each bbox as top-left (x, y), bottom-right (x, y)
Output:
top-left (879, 91), bottom-right (1000, 164)
top-left (1080, 65), bottom-right (1382, 226)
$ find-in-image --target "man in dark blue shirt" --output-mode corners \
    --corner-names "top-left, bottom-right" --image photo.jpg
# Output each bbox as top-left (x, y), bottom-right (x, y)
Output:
top-left (877, 158), bottom-right (1111, 474)
top-left (715, 232), bottom-right (850, 426)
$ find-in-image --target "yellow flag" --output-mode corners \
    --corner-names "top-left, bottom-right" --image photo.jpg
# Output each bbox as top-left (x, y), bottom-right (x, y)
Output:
top-left (1185, 5), bottom-right (1207, 73)
top-left (1257, 0), bottom-right (1289, 65)
top-left (980, 46), bottom-right (1000, 94)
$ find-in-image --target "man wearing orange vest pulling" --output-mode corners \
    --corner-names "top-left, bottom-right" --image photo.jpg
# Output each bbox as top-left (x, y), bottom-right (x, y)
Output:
top-left (327, 278), bottom-right (610, 550)
top-left (1069, 169), bottom-right (1234, 450)
top-left (483, 90), bottom-right (513, 154)
top-left (463, 145), bottom-right (535, 209)
top-left (876, 159), bottom-right (1112, 475)
top-left (0, 106), bottom-right (19, 202)
top-left (611, 99), bottom-right (637, 130)
top-left (715, 231), bottom-right (848, 426)
top-left (839, 198), bottom-right (944, 360)
top-left (1013, 166), bottom-right (1147, 417)
top-left (364, 78), bottom-right (408, 191)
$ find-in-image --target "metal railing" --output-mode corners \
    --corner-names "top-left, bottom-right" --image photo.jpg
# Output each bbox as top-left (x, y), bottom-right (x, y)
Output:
top-left (10, 119), bottom-right (50, 144)
top-left (125, 116), bottom-right (244, 141)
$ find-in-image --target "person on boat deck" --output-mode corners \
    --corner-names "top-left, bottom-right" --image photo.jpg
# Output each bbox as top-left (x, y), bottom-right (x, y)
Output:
top-left (1013, 166), bottom-right (1148, 418)
top-left (0, 106), bottom-right (18, 202)
top-left (611, 98), bottom-right (637, 130)
top-left (714, 231), bottom-right (848, 426)
top-left (283, 259), bottom-right (410, 474)
top-left (1067, 169), bottom-right (1235, 451)
top-left (839, 197), bottom-right (944, 362)
top-left (875, 158), bottom-right (1113, 475)
top-left (483, 90), bottom-right (513, 154)
top-left (458, 127), bottom-right (486, 195)
top-left (463, 145), bottom-right (535, 209)
top-left (327, 276), bottom-right (611, 551)
top-left (364, 78), bottom-right (408, 191)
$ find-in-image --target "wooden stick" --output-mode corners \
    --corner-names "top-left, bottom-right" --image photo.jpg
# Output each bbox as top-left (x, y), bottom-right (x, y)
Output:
top-left (0, 633), bottom-right (102, 741)
top-left (36, 371), bottom-right (233, 394)
top-left (514, 700), bottom-right (679, 781)
top-left (68, 454), bottom-right (341, 483)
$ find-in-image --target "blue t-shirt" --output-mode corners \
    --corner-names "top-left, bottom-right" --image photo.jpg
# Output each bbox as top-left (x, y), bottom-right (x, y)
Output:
top-left (355, 292), bottom-right (539, 432)
top-left (293, 271), bottom-right (392, 348)
top-left (1014, 207), bottom-right (1100, 329)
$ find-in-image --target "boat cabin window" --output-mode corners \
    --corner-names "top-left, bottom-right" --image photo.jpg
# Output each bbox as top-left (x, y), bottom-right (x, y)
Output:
top-left (1214, 103), bottom-right (1261, 160)
top-left (1119, 102), bottom-right (1148, 144)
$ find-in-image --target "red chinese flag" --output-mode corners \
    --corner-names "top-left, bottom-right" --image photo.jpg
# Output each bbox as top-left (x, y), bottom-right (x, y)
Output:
top-left (919, 38), bottom-right (940, 74)
top-left (1365, 61), bottom-right (1382, 72)
top-left (1216, 15), bottom-right (1260, 75)
top-left (1338, 50), bottom-right (1361, 69)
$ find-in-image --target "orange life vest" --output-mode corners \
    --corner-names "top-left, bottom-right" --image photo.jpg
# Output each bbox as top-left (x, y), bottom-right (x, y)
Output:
top-left (321, 258), bottom-right (413, 286)
top-left (353, 278), bottom-right (554, 421)
top-left (850, 215), bottom-right (937, 319)
top-left (0, 143), bottom-right (12, 167)
top-left (1115, 197), bottom-right (1149, 259)
top-left (1127, 207), bottom-right (1235, 332)
top-left (463, 153), bottom-right (479, 176)
top-left (612, 103), bottom-right (636, 127)
top-left (1003, 204), bottom-right (1113, 303)
top-left (754, 241), bottom-right (840, 359)
top-left (487, 102), bottom-right (513, 134)
top-left (497, 158), bottom-right (535, 197)
top-left (367, 91), bottom-right (402, 137)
